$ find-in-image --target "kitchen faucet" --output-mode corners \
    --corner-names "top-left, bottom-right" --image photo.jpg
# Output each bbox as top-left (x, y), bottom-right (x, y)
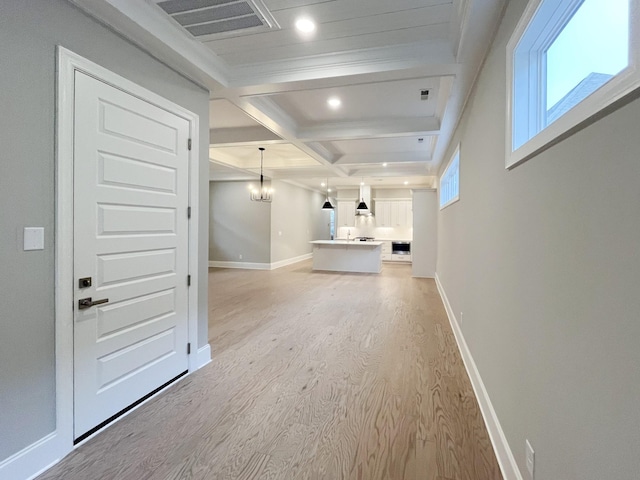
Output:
top-left (347, 229), bottom-right (351, 241)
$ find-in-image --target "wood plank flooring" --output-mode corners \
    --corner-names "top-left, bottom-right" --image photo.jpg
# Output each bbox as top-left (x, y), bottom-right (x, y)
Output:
top-left (38, 261), bottom-right (502, 480)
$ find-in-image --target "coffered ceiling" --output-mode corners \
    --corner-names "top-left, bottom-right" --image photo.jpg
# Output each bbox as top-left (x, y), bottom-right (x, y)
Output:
top-left (69, 0), bottom-right (506, 192)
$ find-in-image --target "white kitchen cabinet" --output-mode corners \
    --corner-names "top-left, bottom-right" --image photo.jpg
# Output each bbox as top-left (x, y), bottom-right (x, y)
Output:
top-left (337, 201), bottom-right (355, 227)
top-left (376, 199), bottom-right (413, 228)
top-left (375, 201), bottom-right (391, 227)
top-left (392, 253), bottom-right (412, 262)
top-left (391, 201), bottom-right (400, 227)
top-left (404, 200), bottom-right (413, 228)
top-left (380, 241), bottom-right (392, 260)
top-left (380, 240), bottom-right (412, 263)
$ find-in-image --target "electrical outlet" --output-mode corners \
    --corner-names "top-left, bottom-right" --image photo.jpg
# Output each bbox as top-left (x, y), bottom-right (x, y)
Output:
top-left (239, 254), bottom-right (243, 260)
top-left (525, 439), bottom-right (535, 478)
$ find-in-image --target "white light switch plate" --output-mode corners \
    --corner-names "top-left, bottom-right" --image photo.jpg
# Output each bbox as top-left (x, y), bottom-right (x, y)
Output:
top-left (24, 227), bottom-right (44, 251)
top-left (525, 439), bottom-right (535, 478)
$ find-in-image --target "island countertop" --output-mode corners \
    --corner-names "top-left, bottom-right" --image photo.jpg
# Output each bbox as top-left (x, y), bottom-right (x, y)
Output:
top-left (310, 240), bottom-right (382, 273)
top-left (309, 240), bottom-right (384, 246)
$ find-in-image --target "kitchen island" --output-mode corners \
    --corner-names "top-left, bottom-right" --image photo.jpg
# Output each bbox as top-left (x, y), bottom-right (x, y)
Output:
top-left (310, 240), bottom-right (383, 273)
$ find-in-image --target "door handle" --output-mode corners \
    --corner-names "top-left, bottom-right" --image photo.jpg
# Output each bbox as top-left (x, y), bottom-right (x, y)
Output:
top-left (78, 297), bottom-right (109, 310)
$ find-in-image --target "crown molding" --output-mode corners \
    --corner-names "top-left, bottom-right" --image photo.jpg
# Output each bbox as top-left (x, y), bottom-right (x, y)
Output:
top-left (209, 126), bottom-right (282, 145)
top-left (69, 0), bottom-right (229, 90)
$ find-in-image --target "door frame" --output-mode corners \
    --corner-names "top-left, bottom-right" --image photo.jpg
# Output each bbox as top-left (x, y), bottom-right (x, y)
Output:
top-left (54, 47), bottom-right (201, 458)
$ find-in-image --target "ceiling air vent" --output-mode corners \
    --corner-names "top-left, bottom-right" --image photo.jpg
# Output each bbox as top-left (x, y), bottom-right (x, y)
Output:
top-left (156, 0), bottom-right (280, 38)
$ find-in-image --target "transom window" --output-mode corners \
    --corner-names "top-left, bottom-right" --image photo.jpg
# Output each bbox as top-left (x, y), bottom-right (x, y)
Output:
top-left (440, 146), bottom-right (460, 209)
top-left (506, 0), bottom-right (639, 168)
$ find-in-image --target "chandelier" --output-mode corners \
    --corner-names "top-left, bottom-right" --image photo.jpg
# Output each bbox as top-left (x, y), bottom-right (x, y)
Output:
top-left (250, 147), bottom-right (272, 202)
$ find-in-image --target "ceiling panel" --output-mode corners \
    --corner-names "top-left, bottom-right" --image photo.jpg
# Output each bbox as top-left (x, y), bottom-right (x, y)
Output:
top-left (215, 23), bottom-right (450, 65)
top-left (268, 77), bottom-right (441, 124)
top-left (266, 0), bottom-right (452, 24)
top-left (204, 3), bottom-right (452, 54)
top-left (331, 136), bottom-right (436, 155)
top-left (210, 143), bottom-right (321, 168)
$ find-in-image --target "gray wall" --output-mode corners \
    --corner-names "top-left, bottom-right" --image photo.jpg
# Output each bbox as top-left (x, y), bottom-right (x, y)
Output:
top-left (436, 0), bottom-right (640, 478)
top-left (411, 189), bottom-right (437, 278)
top-left (0, 0), bottom-right (209, 462)
top-left (209, 180), bottom-right (327, 265)
top-left (373, 187), bottom-right (413, 198)
top-left (209, 182), bottom-right (271, 263)
top-left (270, 180), bottom-right (328, 263)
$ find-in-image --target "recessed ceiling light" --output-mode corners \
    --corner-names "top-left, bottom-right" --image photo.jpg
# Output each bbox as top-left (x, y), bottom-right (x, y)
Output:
top-left (327, 188), bottom-right (332, 192)
top-left (327, 97), bottom-right (341, 109)
top-left (321, 182), bottom-right (326, 187)
top-left (404, 181), bottom-right (409, 185)
top-left (382, 163), bottom-right (388, 167)
top-left (360, 181), bottom-right (364, 186)
top-left (295, 17), bottom-right (316, 34)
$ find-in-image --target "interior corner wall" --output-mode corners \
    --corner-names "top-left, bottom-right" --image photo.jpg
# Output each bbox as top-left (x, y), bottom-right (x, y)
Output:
top-left (0, 0), bottom-right (209, 463)
top-left (436, 0), bottom-right (640, 478)
top-left (270, 181), bottom-right (329, 264)
top-left (209, 181), bottom-right (271, 264)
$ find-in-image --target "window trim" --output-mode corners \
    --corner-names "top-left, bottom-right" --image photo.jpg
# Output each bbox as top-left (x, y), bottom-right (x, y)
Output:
top-left (506, 0), bottom-right (640, 169)
top-left (440, 145), bottom-right (460, 210)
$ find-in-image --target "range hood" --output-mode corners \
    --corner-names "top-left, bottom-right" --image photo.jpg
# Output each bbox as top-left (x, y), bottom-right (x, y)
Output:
top-left (356, 185), bottom-right (373, 216)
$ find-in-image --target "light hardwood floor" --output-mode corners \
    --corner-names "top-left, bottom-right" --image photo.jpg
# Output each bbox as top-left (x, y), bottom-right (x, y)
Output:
top-left (38, 261), bottom-right (502, 480)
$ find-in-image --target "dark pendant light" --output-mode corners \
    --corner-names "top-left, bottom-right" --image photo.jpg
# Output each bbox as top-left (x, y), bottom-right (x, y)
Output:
top-left (356, 177), bottom-right (368, 210)
top-left (322, 177), bottom-right (334, 210)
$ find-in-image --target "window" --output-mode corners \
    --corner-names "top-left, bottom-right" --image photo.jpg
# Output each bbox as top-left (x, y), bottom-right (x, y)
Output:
top-left (440, 146), bottom-right (459, 209)
top-left (329, 209), bottom-right (335, 239)
top-left (506, 0), bottom-right (639, 168)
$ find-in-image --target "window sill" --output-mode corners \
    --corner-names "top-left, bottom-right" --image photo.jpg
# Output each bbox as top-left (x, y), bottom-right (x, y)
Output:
top-left (440, 196), bottom-right (459, 210)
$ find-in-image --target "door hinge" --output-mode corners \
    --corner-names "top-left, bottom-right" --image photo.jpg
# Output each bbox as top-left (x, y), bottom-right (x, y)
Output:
top-left (187, 138), bottom-right (192, 151)
top-left (187, 274), bottom-right (191, 286)
top-left (187, 343), bottom-right (191, 355)
top-left (187, 206), bottom-right (191, 219)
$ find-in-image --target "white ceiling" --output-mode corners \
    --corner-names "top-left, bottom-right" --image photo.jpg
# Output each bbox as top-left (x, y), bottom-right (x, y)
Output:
top-left (69, 0), bottom-right (507, 193)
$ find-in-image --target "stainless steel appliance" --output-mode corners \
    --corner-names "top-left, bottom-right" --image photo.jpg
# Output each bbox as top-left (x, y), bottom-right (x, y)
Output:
top-left (391, 241), bottom-right (411, 255)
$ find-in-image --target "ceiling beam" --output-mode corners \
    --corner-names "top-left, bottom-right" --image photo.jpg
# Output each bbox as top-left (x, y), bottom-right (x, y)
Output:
top-left (228, 96), bottom-right (349, 177)
top-left (210, 126), bottom-right (283, 145)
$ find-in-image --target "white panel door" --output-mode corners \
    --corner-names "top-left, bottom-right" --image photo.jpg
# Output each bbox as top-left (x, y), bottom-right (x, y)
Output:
top-left (73, 71), bottom-right (190, 439)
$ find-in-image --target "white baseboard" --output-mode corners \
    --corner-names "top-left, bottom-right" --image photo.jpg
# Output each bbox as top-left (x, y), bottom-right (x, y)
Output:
top-left (208, 261), bottom-right (270, 270)
top-left (0, 432), bottom-right (62, 480)
top-left (209, 253), bottom-right (312, 271)
top-left (4, 342), bottom-right (212, 480)
top-left (434, 274), bottom-right (523, 480)
top-left (270, 253), bottom-right (312, 270)
top-left (196, 344), bottom-right (211, 369)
